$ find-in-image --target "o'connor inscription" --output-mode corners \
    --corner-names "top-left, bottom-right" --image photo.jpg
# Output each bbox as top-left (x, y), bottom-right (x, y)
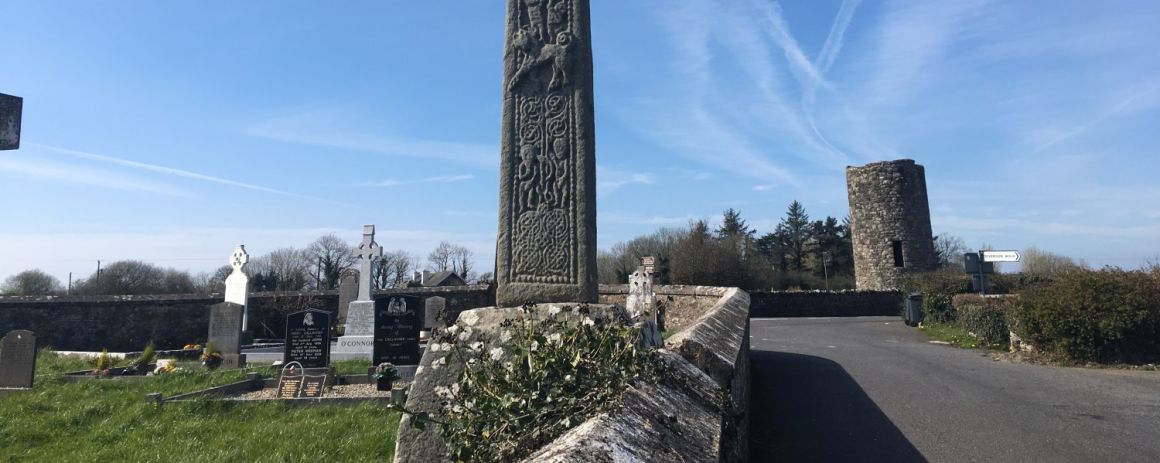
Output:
top-left (496, 0), bottom-right (597, 306)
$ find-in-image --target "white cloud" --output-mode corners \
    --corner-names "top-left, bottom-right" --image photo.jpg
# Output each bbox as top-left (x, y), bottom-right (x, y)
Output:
top-left (0, 155), bottom-right (190, 196)
top-left (357, 174), bottom-right (474, 188)
top-left (32, 143), bottom-right (327, 202)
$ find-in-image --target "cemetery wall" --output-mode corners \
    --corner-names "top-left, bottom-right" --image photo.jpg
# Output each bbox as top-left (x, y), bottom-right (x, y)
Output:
top-left (749, 290), bottom-right (903, 318)
top-left (0, 285), bottom-right (492, 351)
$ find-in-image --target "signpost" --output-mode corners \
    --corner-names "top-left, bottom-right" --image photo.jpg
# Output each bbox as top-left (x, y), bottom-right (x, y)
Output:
top-left (965, 250), bottom-right (1021, 295)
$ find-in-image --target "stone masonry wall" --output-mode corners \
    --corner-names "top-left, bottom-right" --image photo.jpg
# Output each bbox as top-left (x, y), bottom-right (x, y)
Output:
top-left (0, 286), bottom-right (492, 351)
top-left (846, 159), bottom-right (937, 290)
top-left (749, 290), bottom-right (903, 318)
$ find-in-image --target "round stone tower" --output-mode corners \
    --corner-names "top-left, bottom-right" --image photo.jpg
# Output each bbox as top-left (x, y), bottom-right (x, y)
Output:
top-left (846, 159), bottom-right (937, 290)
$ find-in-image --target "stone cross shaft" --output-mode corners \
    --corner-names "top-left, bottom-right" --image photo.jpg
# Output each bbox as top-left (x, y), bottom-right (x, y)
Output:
top-left (0, 93), bottom-right (21, 151)
top-left (355, 225), bottom-right (382, 301)
top-left (495, 0), bottom-right (597, 306)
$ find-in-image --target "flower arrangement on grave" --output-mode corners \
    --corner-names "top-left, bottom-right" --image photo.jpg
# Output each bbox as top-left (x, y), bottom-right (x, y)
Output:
top-left (200, 342), bottom-right (223, 370)
top-left (91, 348), bottom-right (113, 377)
top-left (374, 362), bottom-right (400, 391)
top-left (422, 303), bottom-right (661, 463)
top-left (131, 341), bottom-right (156, 374)
top-left (153, 359), bottom-right (178, 375)
top-left (182, 343), bottom-right (201, 351)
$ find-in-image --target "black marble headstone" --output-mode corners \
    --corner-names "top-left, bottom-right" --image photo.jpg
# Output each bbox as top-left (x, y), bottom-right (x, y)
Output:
top-left (284, 309), bottom-right (331, 368)
top-left (276, 362), bottom-right (329, 399)
top-left (0, 330), bottom-right (36, 388)
top-left (373, 295), bottom-right (422, 366)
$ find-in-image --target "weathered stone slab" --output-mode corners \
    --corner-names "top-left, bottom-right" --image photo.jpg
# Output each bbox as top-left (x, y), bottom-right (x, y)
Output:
top-left (495, 0), bottom-right (598, 307)
top-left (424, 296), bottom-right (446, 330)
top-left (0, 93), bottom-right (21, 151)
top-left (208, 302), bottom-right (244, 369)
top-left (337, 269), bottom-right (359, 321)
top-left (395, 303), bottom-right (629, 463)
top-left (0, 330), bottom-right (36, 388)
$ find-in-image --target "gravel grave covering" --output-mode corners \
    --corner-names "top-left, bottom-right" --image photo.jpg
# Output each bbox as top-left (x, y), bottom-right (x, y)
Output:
top-left (231, 380), bottom-right (412, 400)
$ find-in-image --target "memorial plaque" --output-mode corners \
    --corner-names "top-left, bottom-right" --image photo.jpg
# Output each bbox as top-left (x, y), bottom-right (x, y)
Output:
top-left (0, 93), bottom-right (21, 151)
top-left (284, 309), bottom-right (332, 368)
top-left (275, 362), bottom-right (329, 399)
top-left (208, 302), bottom-right (244, 369)
top-left (0, 330), bottom-right (36, 388)
top-left (373, 295), bottom-right (422, 366)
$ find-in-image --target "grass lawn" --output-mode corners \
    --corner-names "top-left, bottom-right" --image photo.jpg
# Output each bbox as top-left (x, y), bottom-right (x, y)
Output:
top-left (0, 351), bottom-right (401, 462)
top-left (919, 322), bottom-right (1007, 351)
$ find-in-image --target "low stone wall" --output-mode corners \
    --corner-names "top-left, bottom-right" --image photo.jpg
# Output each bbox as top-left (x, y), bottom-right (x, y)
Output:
top-left (599, 284), bottom-right (727, 334)
top-left (0, 286), bottom-right (492, 351)
top-left (749, 290), bottom-right (902, 318)
top-left (529, 287), bottom-right (752, 462)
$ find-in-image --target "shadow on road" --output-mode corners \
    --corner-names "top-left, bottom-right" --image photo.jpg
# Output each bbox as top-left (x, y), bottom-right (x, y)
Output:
top-left (750, 350), bottom-right (927, 462)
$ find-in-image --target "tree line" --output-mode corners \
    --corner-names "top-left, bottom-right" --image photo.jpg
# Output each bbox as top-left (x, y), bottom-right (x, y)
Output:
top-left (598, 201), bottom-right (857, 290)
top-left (0, 235), bottom-right (480, 296)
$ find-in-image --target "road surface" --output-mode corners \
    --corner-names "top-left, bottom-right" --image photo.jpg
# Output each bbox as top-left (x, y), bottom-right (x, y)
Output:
top-left (748, 316), bottom-right (1160, 462)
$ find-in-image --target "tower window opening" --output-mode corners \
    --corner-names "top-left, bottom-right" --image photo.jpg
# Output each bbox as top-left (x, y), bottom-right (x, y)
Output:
top-left (892, 240), bottom-right (905, 268)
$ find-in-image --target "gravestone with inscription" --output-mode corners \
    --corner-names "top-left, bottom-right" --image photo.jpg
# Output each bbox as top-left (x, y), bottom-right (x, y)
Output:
top-left (284, 309), bottom-right (331, 368)
top-left (276, 361), bottom-right (328, 399)
top-left (337, 269), bottom-right (359, 322)
top-left (0, 330), bottom-right (36, 388)
top-left (373, 295), bottom-right (421, 366)
top-left (0, 93), bottom-right (22, 151)
top-left (207, 302), bottom-right (245, 369)
top-left (334, 226), bottom-right (381, 355)
top-left (494, 0), bottom-right (598, 307)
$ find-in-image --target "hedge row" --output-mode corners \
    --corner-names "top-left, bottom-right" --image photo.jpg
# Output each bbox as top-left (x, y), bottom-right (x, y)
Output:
top-left (910, 268), bottom-right (1160, 364)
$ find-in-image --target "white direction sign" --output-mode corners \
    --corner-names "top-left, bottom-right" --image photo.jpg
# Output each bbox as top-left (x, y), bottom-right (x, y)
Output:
top-left (981, 250), bottom-right (1021, 262)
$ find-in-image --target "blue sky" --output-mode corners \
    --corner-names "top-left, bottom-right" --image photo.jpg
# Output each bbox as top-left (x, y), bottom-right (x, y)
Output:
top-left (1, 0), bottom-right (1158, 283)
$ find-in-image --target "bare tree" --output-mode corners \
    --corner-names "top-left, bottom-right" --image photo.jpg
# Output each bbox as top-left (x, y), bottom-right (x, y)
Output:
top-left (375, 250), bottom-right (417, 289)
top-left (249, 248), bottom-right (312, 291)
top-left (451, 245), bottom-right (474, 281)
top-left (1, 269), bottom-right (63, 296)
top-left (428, 241), bottom-right (454, 272)
top-left (933, 233), bottom-right (969, 269)
top-left (308, 233), bottom-right (356, 290)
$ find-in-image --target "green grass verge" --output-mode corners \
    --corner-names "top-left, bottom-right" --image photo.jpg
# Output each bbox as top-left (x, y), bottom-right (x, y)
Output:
top-left (1, 350), bottom-right (400, 462)
top-left (919, 322), bottom-right (1007, 351)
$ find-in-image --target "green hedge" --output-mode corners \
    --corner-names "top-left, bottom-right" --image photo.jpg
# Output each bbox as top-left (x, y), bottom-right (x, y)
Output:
top-left (1010, 268), bottom-right (1160, 363)
top-left (952, 294), bottom-right (1015, 345)
top-left (904, 268), bottom-right (972, 323)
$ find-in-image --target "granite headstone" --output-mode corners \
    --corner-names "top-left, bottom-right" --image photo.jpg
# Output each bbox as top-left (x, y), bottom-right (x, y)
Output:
top-left (284, 309), bottom-right (331, 368)
top-left (0, 330), bottom-right (36, 388)
top-left (424, 296), bottom-right (446, 330)
top-left (337, 268), bottom-right (359, 321)
top-left (373, 295), bottom-right (421, 366)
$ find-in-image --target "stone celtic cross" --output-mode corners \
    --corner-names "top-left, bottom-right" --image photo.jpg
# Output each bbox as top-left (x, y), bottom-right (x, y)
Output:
top-left (355, 225), bottom-right (383, 301)
top-left (230, 245), bottom-right (249, 273)
top-left (0, 93), bottom-right (21, 151)
top-left (224, 244), bottom-right (251, 330)
top-left (495, 0), bottom-right (597, 306)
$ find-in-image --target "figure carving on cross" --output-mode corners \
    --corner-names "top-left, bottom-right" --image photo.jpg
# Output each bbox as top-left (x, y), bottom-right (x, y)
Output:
top-left (355, 225), bottom-right (383, 301)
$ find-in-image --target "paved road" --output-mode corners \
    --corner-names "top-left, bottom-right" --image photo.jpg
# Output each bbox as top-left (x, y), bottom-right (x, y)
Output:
top-left (748, 317), bottom-right (1160, 462)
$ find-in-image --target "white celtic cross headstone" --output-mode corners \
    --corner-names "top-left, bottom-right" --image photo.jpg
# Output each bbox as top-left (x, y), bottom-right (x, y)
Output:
top-left (224, 245), bottom-right (250, 331)
top-left (334, 225), bottom-right (382, 357)
top-left (355, 225), bottom-right (383, 301)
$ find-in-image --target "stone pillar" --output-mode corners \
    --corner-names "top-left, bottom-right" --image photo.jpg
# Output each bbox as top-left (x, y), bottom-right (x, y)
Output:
top-left (495, 0), bottom-right (597, 307)
top-left (0, 93), bottom-right (21, 151)
top-left (846, 159), bottom-right (937, 290)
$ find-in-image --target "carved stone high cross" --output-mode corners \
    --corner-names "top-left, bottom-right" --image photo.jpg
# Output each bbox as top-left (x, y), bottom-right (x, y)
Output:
top-left (355, 225), bottom-right (383, 301)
